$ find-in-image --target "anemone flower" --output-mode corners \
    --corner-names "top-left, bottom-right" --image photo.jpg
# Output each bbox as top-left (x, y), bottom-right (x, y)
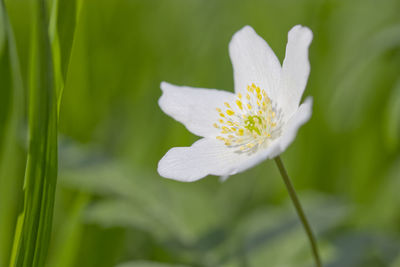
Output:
top-left (158, 25), bottom-right (312, 182)
top-left (158, 25), bottom-right (321, 266)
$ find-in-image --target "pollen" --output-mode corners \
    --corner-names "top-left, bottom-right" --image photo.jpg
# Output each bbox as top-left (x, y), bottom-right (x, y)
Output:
top-left (226, 110), bottom-right (235, 116)
top-left (236, 100), bottom-right (243, 110)
top-left (213, 83), bottom-right (282, 154)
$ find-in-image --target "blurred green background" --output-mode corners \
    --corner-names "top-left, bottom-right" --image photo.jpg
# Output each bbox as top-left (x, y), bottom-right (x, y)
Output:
top-left (1, 0), bottom-right (400, 266)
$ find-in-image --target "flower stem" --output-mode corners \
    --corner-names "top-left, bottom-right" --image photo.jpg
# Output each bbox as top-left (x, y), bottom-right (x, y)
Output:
top-left (274, 156), bottom-right (322, 267)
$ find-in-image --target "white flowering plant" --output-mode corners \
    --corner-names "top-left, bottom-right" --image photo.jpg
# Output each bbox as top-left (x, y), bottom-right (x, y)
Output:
top-left (158, 25), bottom-right (313, 182)
top-left (157, 25), bottom-right (322, 267)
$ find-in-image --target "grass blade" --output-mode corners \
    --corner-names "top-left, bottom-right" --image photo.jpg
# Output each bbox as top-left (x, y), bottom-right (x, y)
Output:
top-left (0, 1), bottom-right (25, 267)
top-left (9, 0), bottom-right (57, 266)
top-left (8, 0), bottom-right (81, 265)
top-left (49, 0), bottom-right (81, 111)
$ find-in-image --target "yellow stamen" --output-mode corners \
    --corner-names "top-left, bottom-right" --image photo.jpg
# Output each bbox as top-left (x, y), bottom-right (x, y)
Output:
top-left (236, 100), bottom-right (243, 110)
top-left (214, 83), bottom-right (279, 150)
top-left (226, 110), bottom-right (235, 116)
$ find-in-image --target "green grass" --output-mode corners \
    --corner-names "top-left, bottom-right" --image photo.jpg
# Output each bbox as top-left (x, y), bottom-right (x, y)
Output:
top-left (3, 0), bottom-right (79, 266)
top-left (9, 0), bottom-right (58, 266)
top-left (0, 1), bottom-right (24, 266)
top-left (1, 0), bottom-right (400, 266)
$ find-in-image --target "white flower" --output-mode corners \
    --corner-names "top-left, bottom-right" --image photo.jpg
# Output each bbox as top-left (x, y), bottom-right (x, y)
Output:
top-left (158, 25), bottom-right (313, 182)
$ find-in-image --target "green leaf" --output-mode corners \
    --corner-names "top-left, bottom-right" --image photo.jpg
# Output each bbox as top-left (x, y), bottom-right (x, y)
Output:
top-left (49, 0), bottom-right (81, 111)
top-left (50, 0), bottom-right (81, 81)
top-left (8, 0), bottom-right (80, 265)
top-left (84, 199), bottom-right (173, 240)
top-left (9, 0), bottom-right (58, 266)
top-left (0, 0), bottom-right (25, 266)
top-left (60, 157), bottom-right (213, 244)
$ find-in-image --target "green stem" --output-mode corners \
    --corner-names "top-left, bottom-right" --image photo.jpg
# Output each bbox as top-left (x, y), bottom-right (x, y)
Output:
top-left (274, 156), bottom-right (322, 267)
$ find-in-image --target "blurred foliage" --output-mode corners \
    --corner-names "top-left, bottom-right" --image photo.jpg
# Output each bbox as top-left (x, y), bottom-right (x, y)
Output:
top-left (1, 0), bottom-right (400, 266)
top-left (0, 0), bottom-right (25, 265)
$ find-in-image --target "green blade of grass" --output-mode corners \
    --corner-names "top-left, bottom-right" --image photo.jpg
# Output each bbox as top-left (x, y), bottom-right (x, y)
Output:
top-left (9, 0), bottom-right (81, 265)
top-left (9, 0), bottom-right (57, 266)
top-left (0, 1), bottom-right (25, 266)
top-left (49, 0), bottom-right (81, 112)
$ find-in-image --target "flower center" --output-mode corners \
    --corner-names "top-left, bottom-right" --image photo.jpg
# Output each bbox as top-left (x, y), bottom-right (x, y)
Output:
top-left (213, 83), bottom-right (282, 154)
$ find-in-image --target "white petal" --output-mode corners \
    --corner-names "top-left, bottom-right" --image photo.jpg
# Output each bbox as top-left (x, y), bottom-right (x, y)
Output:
top-left (278, 25), bottom-right (313, 118)
top-left (158, 138), bottom-right (282, 182)
top-left (229, 26), bottom-right (281, 101)
top-left (274, 97), bottom-right (313, 156)
top-left (158, 98), bottom-right (311, 182)
top-left (159, 82), bottom-right (235, 138)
